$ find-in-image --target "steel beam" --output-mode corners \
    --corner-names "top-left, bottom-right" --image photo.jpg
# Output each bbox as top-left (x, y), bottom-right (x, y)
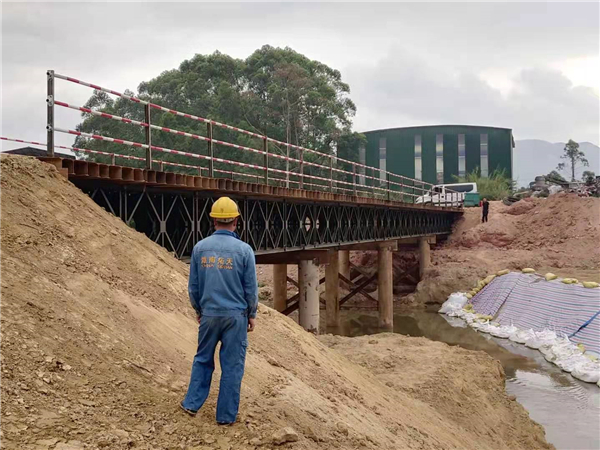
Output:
top-left (61, 160), bottom-right (461, 260)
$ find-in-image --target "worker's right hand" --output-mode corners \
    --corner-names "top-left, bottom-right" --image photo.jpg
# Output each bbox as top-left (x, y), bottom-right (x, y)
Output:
top-left (197, 315), bottom-right (201, 325)
top-left (248, 317), bottom-right (255, 332)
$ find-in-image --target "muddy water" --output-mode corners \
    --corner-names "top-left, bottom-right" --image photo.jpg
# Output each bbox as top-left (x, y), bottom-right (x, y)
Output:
top-left (330, 311), bottom-right (600, 450)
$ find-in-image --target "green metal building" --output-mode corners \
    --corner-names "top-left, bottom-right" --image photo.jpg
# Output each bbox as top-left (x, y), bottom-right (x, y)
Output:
top-left (359, 125), bottom-right (514, 185)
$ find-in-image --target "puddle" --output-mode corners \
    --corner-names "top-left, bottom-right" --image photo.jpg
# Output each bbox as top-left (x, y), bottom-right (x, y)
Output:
top-left (329, 310), bottom-right (600, 450)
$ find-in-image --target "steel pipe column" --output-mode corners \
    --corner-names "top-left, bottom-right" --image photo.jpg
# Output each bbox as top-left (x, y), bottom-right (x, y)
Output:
top-left (419, 237), bottom-right (431, 279)
top-left (378, 245), bottom-right (394, 330)
top-left (298, 259), bottom-right (319, 334)
top-left (273, 264), bottom-right (288, 313)
top-left (325, 250), bottom-right (340, 328)
top-left (339, 250), bottom-right (350, 281)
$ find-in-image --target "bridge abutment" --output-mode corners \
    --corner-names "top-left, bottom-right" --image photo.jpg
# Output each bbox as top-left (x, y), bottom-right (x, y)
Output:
top-left (298, 259), bottom-right (320, 334)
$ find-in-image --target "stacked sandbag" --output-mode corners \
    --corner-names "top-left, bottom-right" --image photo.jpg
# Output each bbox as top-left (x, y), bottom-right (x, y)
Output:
top-left (439, 269), bottom-right (600, 386)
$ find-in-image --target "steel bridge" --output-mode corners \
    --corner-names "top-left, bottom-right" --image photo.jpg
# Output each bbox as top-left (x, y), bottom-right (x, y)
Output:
top-left (39, 156), bottom-right (461, 259)
top-left (36, 155), bottom-right (461, 334)
top-left (3, 69), bottom-right (465, 334)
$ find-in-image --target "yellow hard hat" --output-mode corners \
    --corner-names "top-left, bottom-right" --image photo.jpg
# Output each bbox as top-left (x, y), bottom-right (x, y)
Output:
top-left (210, 197), bottom-right (240, 221)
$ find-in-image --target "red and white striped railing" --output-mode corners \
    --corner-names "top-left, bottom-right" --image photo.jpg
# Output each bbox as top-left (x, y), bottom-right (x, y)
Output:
top-left (39, 70), bottom-right (461, 205)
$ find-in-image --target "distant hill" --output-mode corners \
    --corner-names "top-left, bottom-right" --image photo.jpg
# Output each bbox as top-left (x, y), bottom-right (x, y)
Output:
top-left (513, 140), bottom-right (600, 187)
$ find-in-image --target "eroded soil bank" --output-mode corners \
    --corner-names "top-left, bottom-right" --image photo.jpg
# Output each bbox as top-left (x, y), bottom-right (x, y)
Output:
top-left (409, 195), bottom-right (600, 307)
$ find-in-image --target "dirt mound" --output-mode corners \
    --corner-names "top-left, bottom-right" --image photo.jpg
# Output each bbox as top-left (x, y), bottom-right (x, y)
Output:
top-left (448, 194), bottom-right (600, 259)
top-left (504, 198), bottom-right (538, 215)
top-left (320, 333), bottom-right (551, 450)
top-left (1, 155), bottom-right (553, 450)
top-left (410, 195), bottom-right (600, 306)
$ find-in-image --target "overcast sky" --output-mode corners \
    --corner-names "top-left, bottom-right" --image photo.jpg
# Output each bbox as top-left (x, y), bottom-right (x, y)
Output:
top-left (1, 2), bottom-right (599, 153)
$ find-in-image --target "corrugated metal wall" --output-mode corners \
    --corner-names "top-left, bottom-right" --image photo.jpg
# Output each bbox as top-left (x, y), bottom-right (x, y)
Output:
top-left (363, 125), bottom-right (513, 184)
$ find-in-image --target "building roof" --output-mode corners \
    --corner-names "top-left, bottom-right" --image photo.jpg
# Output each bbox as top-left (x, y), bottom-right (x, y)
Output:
top-left (2, 146), bottom-right (75, 160)
top-left (360, 124), bottom-right (515, 147)
top-left (360, 124), bottom-right (513, 134)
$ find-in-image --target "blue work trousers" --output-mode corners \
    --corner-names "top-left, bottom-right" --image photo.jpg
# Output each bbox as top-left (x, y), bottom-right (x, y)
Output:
top-left (182, 314), bottom-right (248, 423)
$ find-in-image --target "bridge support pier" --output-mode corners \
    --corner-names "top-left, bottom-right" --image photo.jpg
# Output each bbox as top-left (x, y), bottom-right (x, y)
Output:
top-left (339, 250), bottom-right (350, 281)
top-left (273, 264), bottom-right (287, 312)
top-left (419, 237), bottom-right (431, 279)
top-left (378, 244), bottom-right (394, 330)
top-left (298, 259), bottom-right (319, 334)
top-left (326, 250), bottom-right (340, 328)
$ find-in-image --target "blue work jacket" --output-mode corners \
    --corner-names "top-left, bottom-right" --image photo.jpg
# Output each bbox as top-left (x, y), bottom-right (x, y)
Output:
top-left (188, 230), bottom-right (258, 318)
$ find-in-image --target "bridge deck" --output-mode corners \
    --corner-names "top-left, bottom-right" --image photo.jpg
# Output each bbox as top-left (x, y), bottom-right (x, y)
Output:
top-left (40, 157), bottom-right (462, 258)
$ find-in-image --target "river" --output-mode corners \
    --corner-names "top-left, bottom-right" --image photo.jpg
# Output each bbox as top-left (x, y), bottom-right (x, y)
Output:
top-left (329, 310), bottom-right (600, 450)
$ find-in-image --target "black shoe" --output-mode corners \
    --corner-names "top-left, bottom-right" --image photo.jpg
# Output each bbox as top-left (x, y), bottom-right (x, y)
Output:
top-left (180, 402), bottom-right (197, 417)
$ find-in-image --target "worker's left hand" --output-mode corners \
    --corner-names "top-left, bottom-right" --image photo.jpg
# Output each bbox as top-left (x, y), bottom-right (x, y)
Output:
top-left (248, 318), bottom-right (255, 332)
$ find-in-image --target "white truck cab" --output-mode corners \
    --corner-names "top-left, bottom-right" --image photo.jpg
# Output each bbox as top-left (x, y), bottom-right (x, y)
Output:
top-left (416, 182), bottom-right (477, 206)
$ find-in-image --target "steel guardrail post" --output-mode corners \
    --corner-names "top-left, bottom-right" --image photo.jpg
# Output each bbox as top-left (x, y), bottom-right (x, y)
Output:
top-left (145, 104), bottom-right (152, 169)
top-left (207, 122), bottom-right (214, 177)
top-left (286, 143), bottom-right (290, 188)
top-left (46, 70), bottom-right (54, 157)
top-left (329, 155), bottom-right (333, 191)
top-left (299, 148), bottom-right (304, 189)
top-left (263, 136), bottom-right (269, 185)
top-left (387, 172), bottom-right (390, 201)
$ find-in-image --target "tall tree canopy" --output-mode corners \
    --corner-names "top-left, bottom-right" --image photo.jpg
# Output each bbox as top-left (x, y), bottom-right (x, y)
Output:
top-left (74, 46), bottom-right (358, 183)
top-left (557, 139), bottom-right (589, 182)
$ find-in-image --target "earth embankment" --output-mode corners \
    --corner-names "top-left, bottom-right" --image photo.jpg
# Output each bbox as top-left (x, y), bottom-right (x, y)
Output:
top-left (1, 155), bottom-right (553, 450)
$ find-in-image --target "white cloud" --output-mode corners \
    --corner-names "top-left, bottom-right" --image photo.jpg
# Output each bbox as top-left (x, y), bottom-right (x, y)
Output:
top-left (349, 49), bottom-right (599, 143)
top-left (1, 2), bottom-right (598, 151)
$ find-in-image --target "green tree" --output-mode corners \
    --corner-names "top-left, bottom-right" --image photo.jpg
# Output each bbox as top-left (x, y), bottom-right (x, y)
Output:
top-left (557, 139), bottom-right (589, 182)
top-left (74, 46), bottom-right (357, 185)
top-left (545, 170), bottom-right (566, 184)
top-left (582, 170), bottom-right (596, 185)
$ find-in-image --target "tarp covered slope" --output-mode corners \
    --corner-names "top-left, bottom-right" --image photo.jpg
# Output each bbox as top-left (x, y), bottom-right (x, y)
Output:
top-left (472, 273), bottom-right (600, 354)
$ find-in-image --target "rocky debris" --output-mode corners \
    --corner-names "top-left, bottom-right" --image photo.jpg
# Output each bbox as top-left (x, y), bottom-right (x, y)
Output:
top-left (272, 427), bottom-right (300, 445)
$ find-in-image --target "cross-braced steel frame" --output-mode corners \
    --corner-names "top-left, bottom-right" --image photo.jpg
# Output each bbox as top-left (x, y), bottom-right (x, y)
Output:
top-left (75, 179), bottom-right (459, 258)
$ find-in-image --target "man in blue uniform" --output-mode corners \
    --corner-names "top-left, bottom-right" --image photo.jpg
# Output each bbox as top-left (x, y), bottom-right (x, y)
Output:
top-left (181, 196), bottom-right (258, 424)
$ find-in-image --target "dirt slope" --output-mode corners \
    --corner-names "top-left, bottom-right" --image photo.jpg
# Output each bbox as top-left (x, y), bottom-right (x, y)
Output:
top-left (320, 333), bottom-right (549, 450)
top-left (1, 155), bottom-right (552, 450)
top-left (409, 195), bottom-right (600, 306)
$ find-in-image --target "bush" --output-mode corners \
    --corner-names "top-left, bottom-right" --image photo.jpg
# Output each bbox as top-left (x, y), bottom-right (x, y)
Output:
top-left (454, 168), bottom-right (513, 201)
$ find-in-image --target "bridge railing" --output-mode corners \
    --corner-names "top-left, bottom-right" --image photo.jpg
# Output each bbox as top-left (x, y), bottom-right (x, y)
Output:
top-left (31, 70), bottom-right (461, 207)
